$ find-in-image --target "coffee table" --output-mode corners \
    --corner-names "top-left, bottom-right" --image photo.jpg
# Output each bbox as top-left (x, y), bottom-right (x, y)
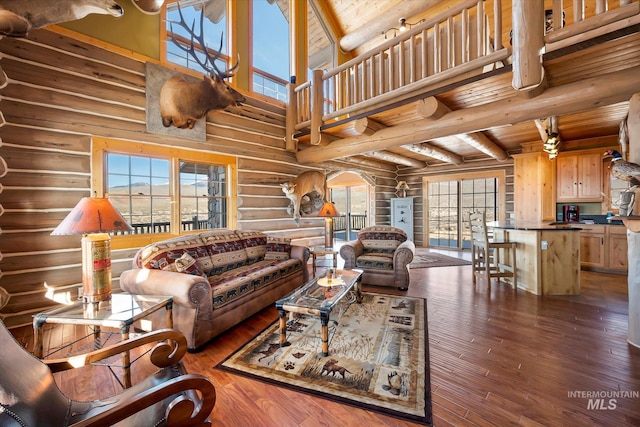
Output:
top-left (275, 269), bottom-right (363, 356)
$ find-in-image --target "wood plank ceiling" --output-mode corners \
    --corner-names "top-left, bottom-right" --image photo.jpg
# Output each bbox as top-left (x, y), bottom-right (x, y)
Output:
top-left (298, 0), bottom-right (638, 169)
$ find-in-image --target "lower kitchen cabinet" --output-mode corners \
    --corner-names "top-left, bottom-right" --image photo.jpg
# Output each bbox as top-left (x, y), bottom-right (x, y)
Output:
top-left (579, 225), bottom-right (627, 273)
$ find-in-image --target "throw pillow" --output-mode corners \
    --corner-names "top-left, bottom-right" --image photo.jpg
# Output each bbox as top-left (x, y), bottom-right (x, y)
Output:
top-left (174, 253), bottom-right (206, 277)
top-left (265, 236), bottom-right (291, 260)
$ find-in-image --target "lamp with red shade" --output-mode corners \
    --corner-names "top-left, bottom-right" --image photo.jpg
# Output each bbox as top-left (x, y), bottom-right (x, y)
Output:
top-left (317, 201), bottom-right (341, 249)
top-left (51, 197), bottom-right (132, 303)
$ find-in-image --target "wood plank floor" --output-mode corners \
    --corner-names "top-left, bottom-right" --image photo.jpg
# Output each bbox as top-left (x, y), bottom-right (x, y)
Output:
top-left (26, 255), bottom-right (640, 426)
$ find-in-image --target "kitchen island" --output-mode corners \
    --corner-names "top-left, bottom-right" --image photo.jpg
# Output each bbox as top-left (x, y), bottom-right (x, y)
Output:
top-left (487, 221), bottom-right (582, 295)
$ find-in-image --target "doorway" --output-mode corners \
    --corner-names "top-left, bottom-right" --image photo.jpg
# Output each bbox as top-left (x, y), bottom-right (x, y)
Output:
top-left (328, 172), bottom-right (370, 241)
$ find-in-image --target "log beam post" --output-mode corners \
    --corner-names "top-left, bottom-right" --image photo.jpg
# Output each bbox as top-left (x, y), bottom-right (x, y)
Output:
top-left (512, 0), bottom-right (545, 92)
top-left (310, 69), bottom-right (324, 145)
top-left (285, 82), bottom-right (297, 152)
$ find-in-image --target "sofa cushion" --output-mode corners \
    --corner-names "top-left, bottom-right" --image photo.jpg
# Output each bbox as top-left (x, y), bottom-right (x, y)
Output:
top-left (210, 276), bottom-right (254, 309)
top-left (174, 253), bottom-right (206, 277)
top-left (138, 235), bottom-right (212, 273)
top-left (200, 230), bottom-right (249, 274)
top-left (235, 230), bottom-right (267, 264)
top-left (355, 253), bottom-right (394, 270)
top-left (357, 226), bottom-right (407, 254)
top-left (265, 236), bottom-right (291, 260)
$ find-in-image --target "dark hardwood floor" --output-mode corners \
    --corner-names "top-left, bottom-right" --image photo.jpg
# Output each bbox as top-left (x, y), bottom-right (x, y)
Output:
top-left (32, 254), bottom-right (640, 426)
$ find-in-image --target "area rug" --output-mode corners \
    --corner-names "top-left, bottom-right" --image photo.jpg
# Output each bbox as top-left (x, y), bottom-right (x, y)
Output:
top-left (216, 293), bottom-right (432, 425)
top-left (409, 251), bottom-right (471, 268)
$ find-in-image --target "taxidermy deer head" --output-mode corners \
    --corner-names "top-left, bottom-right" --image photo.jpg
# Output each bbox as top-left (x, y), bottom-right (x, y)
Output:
top-left (160, 4), bottom-right (245, 129)
top-left (0, 0), bottom-right (124, 37)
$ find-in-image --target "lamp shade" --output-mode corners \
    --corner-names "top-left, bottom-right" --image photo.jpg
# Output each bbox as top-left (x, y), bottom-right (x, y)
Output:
top-left (318, 201), bottom-right (340, 217)
top-left (51, 197), bottom-right (132, 235)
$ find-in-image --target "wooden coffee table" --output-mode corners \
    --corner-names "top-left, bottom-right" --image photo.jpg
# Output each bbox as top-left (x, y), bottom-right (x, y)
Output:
top-left (275, 269), bottom-right (363, 356)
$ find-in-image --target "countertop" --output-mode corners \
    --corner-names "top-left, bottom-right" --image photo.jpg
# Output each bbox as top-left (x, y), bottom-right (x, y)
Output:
top-left (486, 220), bottom-right (583, 231)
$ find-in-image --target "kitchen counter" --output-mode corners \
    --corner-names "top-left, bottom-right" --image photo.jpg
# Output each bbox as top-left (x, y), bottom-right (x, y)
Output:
top-left (487, 221), bottom-right (580, 295)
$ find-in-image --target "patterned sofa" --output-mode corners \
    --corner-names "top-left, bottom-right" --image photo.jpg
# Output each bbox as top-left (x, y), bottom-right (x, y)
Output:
top-left (120, 230), bottom-right (309, 351)
top-left (339, 225), bottom-right (415, 291)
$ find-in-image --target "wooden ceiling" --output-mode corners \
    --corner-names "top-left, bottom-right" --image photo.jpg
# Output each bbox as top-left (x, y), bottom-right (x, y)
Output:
top-left (297, 0), bottom-right (639, 170)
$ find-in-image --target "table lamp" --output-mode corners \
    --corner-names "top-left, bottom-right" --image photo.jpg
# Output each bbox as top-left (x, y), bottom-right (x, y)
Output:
top-left (51, 196), bottom-right (132, 303)
top-left (318, 201), bottom-right (340, 248)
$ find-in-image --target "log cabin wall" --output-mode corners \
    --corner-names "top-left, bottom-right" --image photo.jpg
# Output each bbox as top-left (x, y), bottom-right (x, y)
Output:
top-left (0, 29), bottom-right (364, 329)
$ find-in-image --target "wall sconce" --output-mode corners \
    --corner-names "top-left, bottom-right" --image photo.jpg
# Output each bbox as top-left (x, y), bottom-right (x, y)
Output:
top-left (395, 181), bottom-right (411, 197)
top-left (382, 17), bottom-right (425, 39)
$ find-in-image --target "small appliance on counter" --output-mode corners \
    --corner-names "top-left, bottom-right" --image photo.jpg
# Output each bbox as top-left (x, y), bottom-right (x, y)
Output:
top-left (563, 205), bottom-right (580, 222)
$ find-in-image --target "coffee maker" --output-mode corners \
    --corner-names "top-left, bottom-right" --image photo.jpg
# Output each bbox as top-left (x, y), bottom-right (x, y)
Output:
top-left (563, 205), bottom-right (579, 222)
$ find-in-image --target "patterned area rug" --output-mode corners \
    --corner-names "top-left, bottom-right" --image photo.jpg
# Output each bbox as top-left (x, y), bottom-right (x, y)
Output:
top-left (216, 293), bottom-right (432, 425)
top-left (409, 251), bottom-right (471, 268)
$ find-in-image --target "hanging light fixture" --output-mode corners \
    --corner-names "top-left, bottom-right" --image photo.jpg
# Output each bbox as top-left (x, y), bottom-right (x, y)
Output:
top-left (382, 17), bottom-right (425, 39)
top-left (543, 117), bottom-right (561, 159)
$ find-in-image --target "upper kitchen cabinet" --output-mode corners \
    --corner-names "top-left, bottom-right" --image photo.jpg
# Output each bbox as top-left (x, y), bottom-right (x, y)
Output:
top-left (556, 151), bottom-right (603, 202)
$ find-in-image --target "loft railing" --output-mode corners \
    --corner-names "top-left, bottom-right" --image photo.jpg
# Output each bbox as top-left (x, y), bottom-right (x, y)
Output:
top-left (286, 0), bottom-right (640, 148)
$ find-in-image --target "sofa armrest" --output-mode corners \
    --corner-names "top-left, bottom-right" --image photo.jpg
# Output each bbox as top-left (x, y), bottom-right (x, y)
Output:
top-left (120, 269), bottom-right (211, 308)
top-left (339, 240), bottom-right (364, 269)
top-left (394, 239), bottom-right (416, 267)
top-left (120, 269), bottom-right (214, 351)
top-left (290, 245), bottom-right (310, 282)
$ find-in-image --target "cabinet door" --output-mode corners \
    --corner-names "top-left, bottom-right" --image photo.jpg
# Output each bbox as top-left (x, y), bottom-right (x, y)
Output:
top-left (580, 230), bottom-right (605, 268)
top-left (608, 227), bottom-right (628, 272)
top-left (578, 153), bottom-right (602, 200)
top-left (556, 155), bottom-right (578, 201)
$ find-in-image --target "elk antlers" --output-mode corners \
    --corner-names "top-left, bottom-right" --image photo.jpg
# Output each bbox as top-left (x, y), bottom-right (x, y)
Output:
top-left (167, 4), bottom-right (239, 80)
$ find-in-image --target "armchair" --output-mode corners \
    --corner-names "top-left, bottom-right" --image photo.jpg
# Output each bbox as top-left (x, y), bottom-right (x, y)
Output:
top-left (340, 225), bottom-right (415, 291)
top-left (0, 320), bottom-right (216, 426)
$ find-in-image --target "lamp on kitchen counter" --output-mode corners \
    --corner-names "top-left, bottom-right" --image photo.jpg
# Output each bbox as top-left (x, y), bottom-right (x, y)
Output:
top-left (51, 196), bottom-right (132, 303)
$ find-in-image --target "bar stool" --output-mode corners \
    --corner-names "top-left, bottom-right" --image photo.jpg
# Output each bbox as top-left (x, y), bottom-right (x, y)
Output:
top-left (469, 212), bottom-right (517, 288)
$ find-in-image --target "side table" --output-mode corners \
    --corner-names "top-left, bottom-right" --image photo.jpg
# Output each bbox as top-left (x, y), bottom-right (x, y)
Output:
top-left (310, 246), bottom-right (338, 277)
top-left (33, 292), bottom-right (173, 388)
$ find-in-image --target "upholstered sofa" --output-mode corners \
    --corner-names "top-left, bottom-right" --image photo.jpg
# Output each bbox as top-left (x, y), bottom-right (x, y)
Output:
top-left (339, 225), bottom-right (415, 291)
top-left (120, 230), bottom-right (309, 351)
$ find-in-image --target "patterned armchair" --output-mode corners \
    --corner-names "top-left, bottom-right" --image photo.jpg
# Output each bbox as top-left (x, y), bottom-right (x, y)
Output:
top-left (339, 225), bottom-right (415, 291)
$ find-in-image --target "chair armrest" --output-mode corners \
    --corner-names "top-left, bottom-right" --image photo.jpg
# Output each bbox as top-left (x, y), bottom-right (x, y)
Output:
top-left (44, 329), bottom-right (187, 373)
top-left (70, 373), bottom-right (216, 427)
top-left (339, 240), bottom-right (363, 269)
top-left (120, 268), bottom-right (211, 309)
top-left (290, 245), bottom-right (310, 281)
top-left (394, 239), bottom-right (416, 266)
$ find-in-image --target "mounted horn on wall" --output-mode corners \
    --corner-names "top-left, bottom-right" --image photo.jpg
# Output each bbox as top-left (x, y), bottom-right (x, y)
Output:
top-left (131, 0), bottom-right (165, 14)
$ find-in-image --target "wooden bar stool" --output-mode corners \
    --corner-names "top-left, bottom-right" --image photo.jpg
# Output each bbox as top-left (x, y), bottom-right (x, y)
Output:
top-left (469, 212), bottom-right (517, 288)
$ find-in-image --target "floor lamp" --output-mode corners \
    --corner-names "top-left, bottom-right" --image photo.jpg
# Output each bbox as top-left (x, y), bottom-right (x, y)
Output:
top-left (51, 196), bottom-right (132, 303)
top-left (318, 201), bottom-right (341, 248)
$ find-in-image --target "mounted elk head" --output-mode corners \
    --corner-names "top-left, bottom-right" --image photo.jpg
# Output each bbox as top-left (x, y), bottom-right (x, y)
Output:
top-left (0, 0), bottom-right (124, 37)
top-left (160, 5), bottom-right (245, 129)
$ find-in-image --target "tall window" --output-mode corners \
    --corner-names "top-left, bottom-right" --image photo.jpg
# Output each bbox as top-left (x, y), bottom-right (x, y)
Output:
top-left (93, 138), bottom-right (236, 242)
top-left (426, 172), bottom-right (504, 249)
top-left (252, 0), bottom-right (289, 100)
top-left (165, 1), bottom-right (229, 75)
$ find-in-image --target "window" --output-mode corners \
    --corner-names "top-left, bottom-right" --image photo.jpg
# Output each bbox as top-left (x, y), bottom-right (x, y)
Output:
top-left (425, 171), bottom-right (504, 249)
top-left (251, 0), bottom-right (289, 100)
top-left (93, 138), bottom-right (236, 245)
top-left (165, 1), bottom-right (230, 76)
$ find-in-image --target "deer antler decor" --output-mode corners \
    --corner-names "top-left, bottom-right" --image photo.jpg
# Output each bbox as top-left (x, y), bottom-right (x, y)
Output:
top-left (159, 4), bottom-right (246, 129)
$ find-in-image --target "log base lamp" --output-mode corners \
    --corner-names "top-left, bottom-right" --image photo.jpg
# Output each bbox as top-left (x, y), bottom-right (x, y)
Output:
top-left (318, 201), bottom-right (341, 249)
top-left (51, 197), bottom-right (132, 303)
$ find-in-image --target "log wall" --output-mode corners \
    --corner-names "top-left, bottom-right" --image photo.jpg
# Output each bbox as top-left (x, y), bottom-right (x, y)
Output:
top-left (0, 29), bottom-right (368, 328)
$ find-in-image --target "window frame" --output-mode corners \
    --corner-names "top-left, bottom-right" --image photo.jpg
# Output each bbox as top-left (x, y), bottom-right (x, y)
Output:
top-left (423, 170), bottom-right (506, 249)
top-left (92, 137), bottom-right (237, 249)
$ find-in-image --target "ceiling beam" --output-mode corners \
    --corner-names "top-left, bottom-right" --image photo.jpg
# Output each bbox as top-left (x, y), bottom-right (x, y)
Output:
top-left (338, 0), bottom-right (440, 52)
top-left (296, 65), bottom-right (640, 164)
top-left (402, 143), bottom-right (464, 165)
top-left (365, 150), bottom-right (427, 168)
top-left (418, 96), bottom-right (509, 161)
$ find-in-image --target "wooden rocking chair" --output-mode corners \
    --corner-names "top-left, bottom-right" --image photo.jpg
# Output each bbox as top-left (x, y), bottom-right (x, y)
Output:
top-left (469, 212), bottom-right (517, 288)
top-left (0, 318), bottom-right (216, 426)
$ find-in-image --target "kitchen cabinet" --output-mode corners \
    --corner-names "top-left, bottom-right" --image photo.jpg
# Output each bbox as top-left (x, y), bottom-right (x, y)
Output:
top-left (557, 151), bottom-right (602, 201)
top-left (579, 225), bottom-right (627, 273)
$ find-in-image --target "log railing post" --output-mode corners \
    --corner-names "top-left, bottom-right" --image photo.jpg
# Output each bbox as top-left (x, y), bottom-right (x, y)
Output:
top-left (512, 0), bottom-right (545, 92)
top-left (310, 69), bottom-right (324, 145)
top-left (285, 82), bottom-right (297, 152)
